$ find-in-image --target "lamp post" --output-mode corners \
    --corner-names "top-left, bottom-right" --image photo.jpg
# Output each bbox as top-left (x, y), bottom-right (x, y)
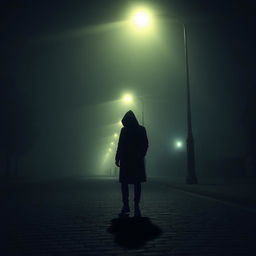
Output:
top-left (130, 10), bottom-right (198, 184)
top-left (181, 23), bottom-right (198, 184)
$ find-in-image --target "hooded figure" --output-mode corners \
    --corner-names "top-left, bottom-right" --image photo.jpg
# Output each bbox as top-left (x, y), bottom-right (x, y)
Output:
top-left (115, 110), bottom-right (148, 184)
top-left (115, 110), bottom-right (148, 216)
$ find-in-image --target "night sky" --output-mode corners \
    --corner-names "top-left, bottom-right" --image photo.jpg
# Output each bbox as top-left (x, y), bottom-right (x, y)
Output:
top-left (1, 0), bottom-right (256, 178)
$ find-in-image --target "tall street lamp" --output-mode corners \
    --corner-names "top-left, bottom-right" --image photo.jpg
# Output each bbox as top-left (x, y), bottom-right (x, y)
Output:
top-left (182, 22), bottom-right (198, 184)
top-left (131, 10), bottom-right (198, 184)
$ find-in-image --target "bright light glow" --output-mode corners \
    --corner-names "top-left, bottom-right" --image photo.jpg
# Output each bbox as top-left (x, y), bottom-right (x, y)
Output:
top-left (119, 121), bottom-right (123, 127)
top-left (174, 140), bottom-right (183, 149)
top-left (114, 133), bottom-right (118, 138)
top-left (122, 93), bottom-right (133, 104)
top-left (132, 11), bottom-right (150, 28)
top-left (127, 7), bottom-right (155, 36)
top-left (176, 141), bottom-right (182, 148)
top-left (108, 148), bottom-right (112, 152)
top-left (110, 142), bottom-right (114, 146)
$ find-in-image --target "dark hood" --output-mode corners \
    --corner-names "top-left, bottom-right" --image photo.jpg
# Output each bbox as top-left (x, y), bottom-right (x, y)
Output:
top-left (121, 110), bottom-right (139, 127)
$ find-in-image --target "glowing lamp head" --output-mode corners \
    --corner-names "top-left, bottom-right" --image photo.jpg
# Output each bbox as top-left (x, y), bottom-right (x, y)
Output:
top-left (132, 11), bottom-right (150, 28)
top-left (176, 141), bottom-right (182, 148)
top-left (174, 140), bottom-right (183, 149)
top-left (122, 93), bottom-right (133, 104)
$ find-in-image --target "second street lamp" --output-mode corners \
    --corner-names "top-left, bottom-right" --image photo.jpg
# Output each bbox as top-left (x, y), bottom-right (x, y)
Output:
top-left (122, 93), bottom-right (133, 104)
top-left (121, 93), bottom-right (145, 126)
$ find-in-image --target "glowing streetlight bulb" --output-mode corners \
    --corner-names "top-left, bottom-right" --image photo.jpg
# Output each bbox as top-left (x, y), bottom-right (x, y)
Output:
top-left (132, 11), bottom-right (150, 28)
top-left (176, 141), bottom-right (182, 148)
top-left (122, 93), bottom-right (133, 104)
top-left (174, 140), bottom-right (183, 149)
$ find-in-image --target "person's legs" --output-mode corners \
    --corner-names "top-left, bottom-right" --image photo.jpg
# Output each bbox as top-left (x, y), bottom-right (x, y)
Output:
top-left (134, 182), bottom-right (141, 205)
top-left (120, 182), bottom-right (130, 214)
top-left (134, 182), bottom-right (141, 217)
top-left (121, 182), bottom-right (129, 206)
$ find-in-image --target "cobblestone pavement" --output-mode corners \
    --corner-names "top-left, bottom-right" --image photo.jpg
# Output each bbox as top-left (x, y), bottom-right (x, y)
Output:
top-left (1, 177), bottom-right (255, 255)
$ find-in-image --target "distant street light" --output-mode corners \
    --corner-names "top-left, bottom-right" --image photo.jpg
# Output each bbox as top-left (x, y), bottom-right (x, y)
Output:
top-left (174, 139), bottom-right (183, 149)
top-left (121, 92), bottom-right (145, 126)
top-left (122, 93), bottom-right (133, 104)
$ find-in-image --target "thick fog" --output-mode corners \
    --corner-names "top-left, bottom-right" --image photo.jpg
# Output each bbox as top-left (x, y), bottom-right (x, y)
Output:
top-left (1, 0), bottom-right (255, 179)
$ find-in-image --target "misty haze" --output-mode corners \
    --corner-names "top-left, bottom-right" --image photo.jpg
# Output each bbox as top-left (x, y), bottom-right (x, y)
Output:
top-left (1, 0), bottom-right (256, 255)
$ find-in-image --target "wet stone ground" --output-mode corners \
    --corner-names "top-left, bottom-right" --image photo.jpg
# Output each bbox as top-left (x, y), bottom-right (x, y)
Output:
top-left (1, 177), bottom-right (255, 255)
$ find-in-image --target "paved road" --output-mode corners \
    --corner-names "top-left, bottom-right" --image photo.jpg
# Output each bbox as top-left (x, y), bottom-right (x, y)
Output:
top-left (1, 177), bottom-right (255, 255)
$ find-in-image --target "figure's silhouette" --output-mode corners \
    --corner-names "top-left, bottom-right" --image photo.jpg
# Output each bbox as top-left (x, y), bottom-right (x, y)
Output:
top-left (115, 110), bottom-right (148, 217)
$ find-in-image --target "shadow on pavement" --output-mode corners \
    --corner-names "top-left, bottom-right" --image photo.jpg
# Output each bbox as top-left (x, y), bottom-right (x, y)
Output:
top-left (107, 216), bottom-right (162, 249)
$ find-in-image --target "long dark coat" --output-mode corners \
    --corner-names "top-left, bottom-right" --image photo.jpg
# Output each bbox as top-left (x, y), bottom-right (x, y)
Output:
top-left (115, 111), bottom-right (148, 184)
